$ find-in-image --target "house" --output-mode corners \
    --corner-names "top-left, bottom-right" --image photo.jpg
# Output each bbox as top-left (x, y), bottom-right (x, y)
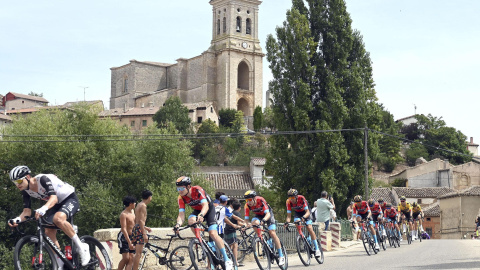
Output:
top-left (437, 186), bottom-right (480, 239)
top-left (250, 157), bottom-right (267, 187)
top-left (98, 106), bottom-right (160, 131)
top-left (395, 115), bottom-right (417, 126)
top-left (392, 187), bottom-right (455, 206)
top-left (466, 137), bottom-right (479, 157)
top-left (2, 92), bottom-right (49, 111)
top-left (0, 113), bottom-right (12, 127)
top-left (422, 202), bottom-right (441, 239)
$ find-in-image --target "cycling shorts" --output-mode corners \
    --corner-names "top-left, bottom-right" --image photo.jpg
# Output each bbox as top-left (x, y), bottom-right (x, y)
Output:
top-left (293, 210), bottom-right (313, 225)
top-left (372, 214), bottom-right (382, 222)
top-left (401, 212), bottom-right (412, 222)
top-left (252, 212), bottom-right (277, 231)
top-left (42, 193), bottom-right (80, 227)
top-left (189, 201), bottom-right (217, 230)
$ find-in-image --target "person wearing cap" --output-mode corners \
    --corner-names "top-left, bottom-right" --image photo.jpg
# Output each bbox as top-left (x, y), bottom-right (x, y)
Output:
top-left (215, 195), bottom-right (243, 239)
top-left (224, 199), bottom-right (245, 265)
top-left (214, 191), bottom-right (225, 207)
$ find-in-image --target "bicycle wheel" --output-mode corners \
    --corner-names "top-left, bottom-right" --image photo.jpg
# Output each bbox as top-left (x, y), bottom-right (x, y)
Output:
top-left (138, 249), bottom-right (148, 270)
top-left (252, 236), bottom-right (270, 270)
top-left (188, 239), bottom-right (213, 270)
top-left (170, 245), bottom-right (193, 270)
top-left (386, 228), bottom-right (393, 247)
top-left (14, 235), bottom-right (57, 270)
top-left (295, 236), bottom-right (310, 266)
top-left (276, 240), bottom-right (288, 270)
top-left (407, 229), bottom-right (412, 245)
top-left (378, 228), bottom-right (386, 251)
top-left (361, 231), bottom-right (371, 256)
top-left (223, 242), bottom-right (238, 270)
top-left (236, 238), bottom-right (248, 264)
top-left (313, 239), bottom-right (324, 265)
top-left (369, 232), bottom-right (378, 255)
top-left (80, 235), bottom-right (112, 270)
top-left (418, 228), bottom-right (422, 243)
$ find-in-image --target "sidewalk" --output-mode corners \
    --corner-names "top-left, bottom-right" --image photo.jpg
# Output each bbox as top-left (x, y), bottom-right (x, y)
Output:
top-left (239, 240), bottom-right (361, 270)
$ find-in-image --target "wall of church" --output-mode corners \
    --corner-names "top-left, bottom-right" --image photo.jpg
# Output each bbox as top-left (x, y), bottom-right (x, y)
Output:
top-left (133, 63), bottom-right (168, 93)
top-left (110, 65), bottom-right (135, 109)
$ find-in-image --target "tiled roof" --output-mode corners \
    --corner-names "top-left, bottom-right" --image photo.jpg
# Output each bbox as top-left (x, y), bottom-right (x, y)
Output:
top-left (196, 172), bottom-right (254, 198)
top-left (98, 107), bottom-right (160, 117)
top-left (0, 113), bottom-right (12, 121)
top-left (9, 92), bottom-right (49, 103)
top-left (393, 187), bottom-right (455, 198)
top-left (251, 157), bottom-right (266, 166)
top-left (438, 186), bottom-right (480, 199)
top-left (423, 202), bottom-right (440, 217)
top-left (61, 100), bottom-right (103, 108)
top-left (370, 188), bottom-right (396, 204)
top-left (6, 107), bottom-right (41, 114)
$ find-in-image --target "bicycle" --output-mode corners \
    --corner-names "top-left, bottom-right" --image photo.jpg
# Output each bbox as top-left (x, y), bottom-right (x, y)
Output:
top-left (385, 219), bottom-right (400, 248)
top-left (235, 226), bottom-right (257, 264)
top-left (400, 216), bottom-right (412, 244)
top-left (138, 231), bottom-right (193, 270)
top-left (10, 211), bottom-right (111, 270)
top-left (374, 221), bottom-right (387, 251)
top-left (413, 217), bottom-right (423, 243)
top-left (285, 221), bottom-right (323, 266)
top-left (358, 220), bottom-right (378, 256)
top-left (251, 223), bottom-right (288, 270)
top-left (185, 222), bottom-right (237, 270)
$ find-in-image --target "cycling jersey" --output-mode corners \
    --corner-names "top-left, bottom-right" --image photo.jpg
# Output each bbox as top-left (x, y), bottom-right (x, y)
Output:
top-left (412, 205), bottom-right (422, 213)
top-left (369, 202), bottom-right (383, 216)
top-left (178, 186), bottom-right (212, 211)
top-left (379, 202), bottom-right (387, 210)
top-left (397, 202), bottom-right (412, 213)
top-left (286, 195), bottom-right (309, 213)
top-left (215, 205), bottom-right (233, 234)
top-left (384, 208), bottom-right (398, 219)
top-left (245, 196), bottom-right (270, 218)
top-left (353, 201), bottom-right (370, 215)
top-left (22, 174), bottom-right (75, 209)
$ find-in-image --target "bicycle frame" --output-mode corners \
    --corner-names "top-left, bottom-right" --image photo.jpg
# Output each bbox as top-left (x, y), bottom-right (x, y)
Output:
top-left (142, 235), bottom-right (174, 265)
top-left (191, 223), bottom-right (224, 266)
top-left (293, 221), bottom-right (315, 253)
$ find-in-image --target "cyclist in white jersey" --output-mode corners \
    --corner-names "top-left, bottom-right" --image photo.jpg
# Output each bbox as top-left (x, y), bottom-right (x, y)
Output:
top-left (7, 165), bottom-right (91, 268)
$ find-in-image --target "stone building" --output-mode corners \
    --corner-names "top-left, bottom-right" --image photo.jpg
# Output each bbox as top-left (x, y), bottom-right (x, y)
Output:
top-left (2, 92), bottom-right (49, 111)
top-left (109, 0), bottom-right (264, 125)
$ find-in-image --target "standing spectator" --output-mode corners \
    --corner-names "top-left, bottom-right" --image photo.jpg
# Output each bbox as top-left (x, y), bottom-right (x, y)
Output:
top-left (346, 201), bottom-right (360, 240)
top-left (224, 199), bottom-right (245, 266)
top-left (329, 195), bottom-right (337, 222)
top-left (316, 191), bottom-right (335, 230)
top-left (311, 201), bottom-right (317, 222)
top-left (214, 191), bottom-right (225, 207)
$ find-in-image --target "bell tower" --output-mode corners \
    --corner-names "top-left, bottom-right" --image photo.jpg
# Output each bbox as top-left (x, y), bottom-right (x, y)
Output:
top-left (209, 0), bottom-right (263, 117)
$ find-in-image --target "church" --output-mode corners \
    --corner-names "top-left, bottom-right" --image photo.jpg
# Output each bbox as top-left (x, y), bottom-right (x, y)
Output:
top-left (109, 0), bottom-right (264, 126)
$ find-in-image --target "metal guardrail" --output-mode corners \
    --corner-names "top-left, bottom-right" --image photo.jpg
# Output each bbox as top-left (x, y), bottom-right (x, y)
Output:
top-left (339, 219), bottom-right (354, 240)
top-left (276, 223), bottom-right (321, 251)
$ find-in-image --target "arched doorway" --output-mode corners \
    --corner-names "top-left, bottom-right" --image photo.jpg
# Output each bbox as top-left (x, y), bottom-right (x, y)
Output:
top-left (237, 98), bottom-right (250, 116)
top-left (237, 61), bottom-right (249, 90)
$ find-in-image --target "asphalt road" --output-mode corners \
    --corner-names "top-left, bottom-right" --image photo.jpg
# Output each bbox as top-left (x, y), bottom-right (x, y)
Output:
top-left (243, 239), bottom-right (480, 270)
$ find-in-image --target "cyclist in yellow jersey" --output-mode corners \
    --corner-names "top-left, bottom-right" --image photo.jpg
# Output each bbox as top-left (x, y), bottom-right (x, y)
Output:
top-left (411, 202), bottom-right (424, 240)
top-left (397, 196), bottom-right (414, 240)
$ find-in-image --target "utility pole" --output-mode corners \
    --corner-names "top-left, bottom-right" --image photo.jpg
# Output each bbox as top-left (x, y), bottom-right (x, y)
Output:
top-left (364, 125), bottom-right (369, 200)
top-left (79, 86), bottom-right (89, 101)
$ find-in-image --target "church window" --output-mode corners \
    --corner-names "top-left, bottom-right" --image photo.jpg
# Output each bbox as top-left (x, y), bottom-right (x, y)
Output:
top-left (223, 17), bottom-right (226, 33)
top-left (197, 117), bottom-right (203, 123)
top-left (246, 19), bottom-right (251, 35)
top-left (236, 17), bottom-right (242, 33)
top-left (237, 61), bottom-right (249, 90)
top-left (123, 78), bottom-right (128, 93)
top-left (237, 8), bottom-right (241, 12)
top-left (247, 10), bottom-right (250, 14)
top-left (217, 19), bottom-right (221, 35)
top-left (210, 107), bottom-right (213, 113)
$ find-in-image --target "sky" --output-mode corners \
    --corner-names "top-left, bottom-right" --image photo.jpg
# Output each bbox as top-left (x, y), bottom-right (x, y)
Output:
top-left (1, 0), bottom-right (479, 142)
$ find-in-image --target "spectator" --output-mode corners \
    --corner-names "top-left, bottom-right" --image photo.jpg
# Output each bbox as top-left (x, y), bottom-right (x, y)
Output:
top-left (329, 195), bottom-right (337, 222)
top-left (214, 191), bottom-right (225, 207)
top-left (311, 201), bottom-right (317, 222)
top-left (346, 201), bottom-right (360, 240)
top-left (316, 191), bottom-right (335, 230)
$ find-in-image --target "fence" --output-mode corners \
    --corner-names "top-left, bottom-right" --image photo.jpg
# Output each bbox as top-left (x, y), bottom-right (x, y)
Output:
top-left (275, 223), bottom-right (322, 251)
top-left (339, 219), bottom-right (354, 240)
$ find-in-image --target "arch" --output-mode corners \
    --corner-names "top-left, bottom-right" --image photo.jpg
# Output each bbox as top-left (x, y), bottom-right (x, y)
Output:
top-left (237, 98), bottom-right (250, 116)
top-left (217, 19), bottom-right (221, 35)
top-left (246, 18), bottom-right (252, 35)
top-left (237, 61), bottom-right (249, 90)
top-left (223, 17), bottom-right (227, 33)
top-left (236, 16), bottom-right (242, 33)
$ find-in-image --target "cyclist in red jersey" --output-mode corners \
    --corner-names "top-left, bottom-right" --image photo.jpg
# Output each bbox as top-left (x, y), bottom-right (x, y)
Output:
top-left (383, 203), bottom-right (402, 240)
top-left (244, 190), bottom-right (285, 267)
top-left (174, 176), bottom-right (233, 270)
top-left (283, 189), bottom-right (321, 257)
top-left (352, 195), bottom-right (379, 250)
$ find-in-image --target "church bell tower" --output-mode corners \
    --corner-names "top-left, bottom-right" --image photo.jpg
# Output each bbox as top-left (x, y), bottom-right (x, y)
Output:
top-left (209, 0), bottom-right (263, 117)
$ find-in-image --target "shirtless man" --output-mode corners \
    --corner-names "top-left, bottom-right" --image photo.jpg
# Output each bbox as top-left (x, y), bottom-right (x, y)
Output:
top-left (117, 196), bottom-right (136, 270)
top-left (132, 190), bottom-right (153, 270)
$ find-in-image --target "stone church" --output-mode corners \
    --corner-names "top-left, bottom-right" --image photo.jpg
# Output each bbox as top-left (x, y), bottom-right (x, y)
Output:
top-left (109, 0), bottom-right (264, 125)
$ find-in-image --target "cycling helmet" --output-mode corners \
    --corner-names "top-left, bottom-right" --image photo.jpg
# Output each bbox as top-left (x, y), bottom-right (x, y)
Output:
top-left (400, 196), bottom-right (406, 201)
top-left (175, 176), bottom-right (191, 186)
top-left (287, 188), bottom-right (298, 197)
top-left (9, 165), bottom-right (31, 181)
top-left (386, 203), bottom-right (392, 208)
top-left (412, 202), bottom-right (418, 207)
top-left (244, 190), bottom-right (257, 199)
top-left (354, 195), bottom-right (362, 202)
top-left (377, 198), bottom-right (384, 203)
top-left (367, 199), bottom-right (374, 206)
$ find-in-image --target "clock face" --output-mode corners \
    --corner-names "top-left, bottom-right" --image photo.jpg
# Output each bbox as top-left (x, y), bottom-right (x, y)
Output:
top-left (242, 42), bottom-right (248, 49)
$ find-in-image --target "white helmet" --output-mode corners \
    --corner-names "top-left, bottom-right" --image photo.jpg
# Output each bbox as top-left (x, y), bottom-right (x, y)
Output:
top-left (9, 165), bottom-right (31, 181)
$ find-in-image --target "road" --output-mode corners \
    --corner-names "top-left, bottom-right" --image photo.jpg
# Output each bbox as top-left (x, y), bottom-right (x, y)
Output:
top-left (242, 239), bottom-right (480, 270)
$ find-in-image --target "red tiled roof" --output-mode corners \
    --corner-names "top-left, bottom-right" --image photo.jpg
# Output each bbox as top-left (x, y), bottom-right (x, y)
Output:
top-left (0, 113), bottom-right (12, 121)
top-left (8, 92), bottom-right (49, 103)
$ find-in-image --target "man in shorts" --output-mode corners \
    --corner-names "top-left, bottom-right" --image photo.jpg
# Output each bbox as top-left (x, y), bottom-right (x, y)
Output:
top-left (132, 190), bottom-right (153, 270)
top-left (223, 199), bottom-right (244, 265)
top-left (117, 196), bottom-right (136, 270)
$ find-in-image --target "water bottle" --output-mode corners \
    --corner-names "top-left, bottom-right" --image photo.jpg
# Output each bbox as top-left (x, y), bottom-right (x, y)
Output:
top-left (65, 246), bottom-right (73, 260)
top-left (207, 241), bottom-right (216, 252)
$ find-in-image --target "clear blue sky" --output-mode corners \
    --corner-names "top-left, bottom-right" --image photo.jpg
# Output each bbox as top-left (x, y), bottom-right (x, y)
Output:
top-left (2, 1), bottom-right (479, 143)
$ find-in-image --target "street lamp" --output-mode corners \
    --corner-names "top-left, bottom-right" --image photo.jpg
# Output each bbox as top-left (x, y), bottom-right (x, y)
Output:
top-left (79, 86), bottom-right (89, 101)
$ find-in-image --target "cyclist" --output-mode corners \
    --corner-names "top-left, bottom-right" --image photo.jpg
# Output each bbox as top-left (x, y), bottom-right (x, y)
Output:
top-left (244, 190), bottom-right (286, 266)
top-left (411, 202), bottom-right (424, 240)
top-left (367, 199), bottom-right (386, 237)
top-left (7, 165), bottom-right (90, 268)
top-left (352, 195), bottom-right (380, 250)
top-left (397, 196), bottom-right (414, 239)
top-left (174, 176), bottom-right (233, 270)
top-left (283, 189), bottom-right (322, 257)
top-left (377, 198), bottom-right (387, 211)
top-left (383, 203), bottom-right (402, 241)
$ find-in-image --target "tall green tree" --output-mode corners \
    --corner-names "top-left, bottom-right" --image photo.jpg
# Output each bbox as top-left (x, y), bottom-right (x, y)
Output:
top-left (376, 106), bottom-right (403, 172)
top-left (218, 108), bottom-right (237, 129)
top-left (253, 106), bottom-right (263, 131)
top-left (265, 0), bottom-right (382, 214)
top-left (153, 96), bottom-right (191, 133)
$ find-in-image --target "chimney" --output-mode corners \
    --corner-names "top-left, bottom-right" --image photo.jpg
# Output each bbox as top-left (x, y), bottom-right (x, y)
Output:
top-left (123, 103), bottom-right (127, 113)
top-left (471, 137), bottom-right (474, 144)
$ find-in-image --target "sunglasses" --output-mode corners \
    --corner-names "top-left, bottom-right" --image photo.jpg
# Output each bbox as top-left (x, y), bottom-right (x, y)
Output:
top-left (246, 198), bottom-right (254, 202)
top-left (176, 187), bottom-right (186, 192)
top-left (400, 200), bottom-right (406, 202)
top-left (288, 196), bottom-right (296, 200)
top-left (12, 178), bottom-right (25, 185)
